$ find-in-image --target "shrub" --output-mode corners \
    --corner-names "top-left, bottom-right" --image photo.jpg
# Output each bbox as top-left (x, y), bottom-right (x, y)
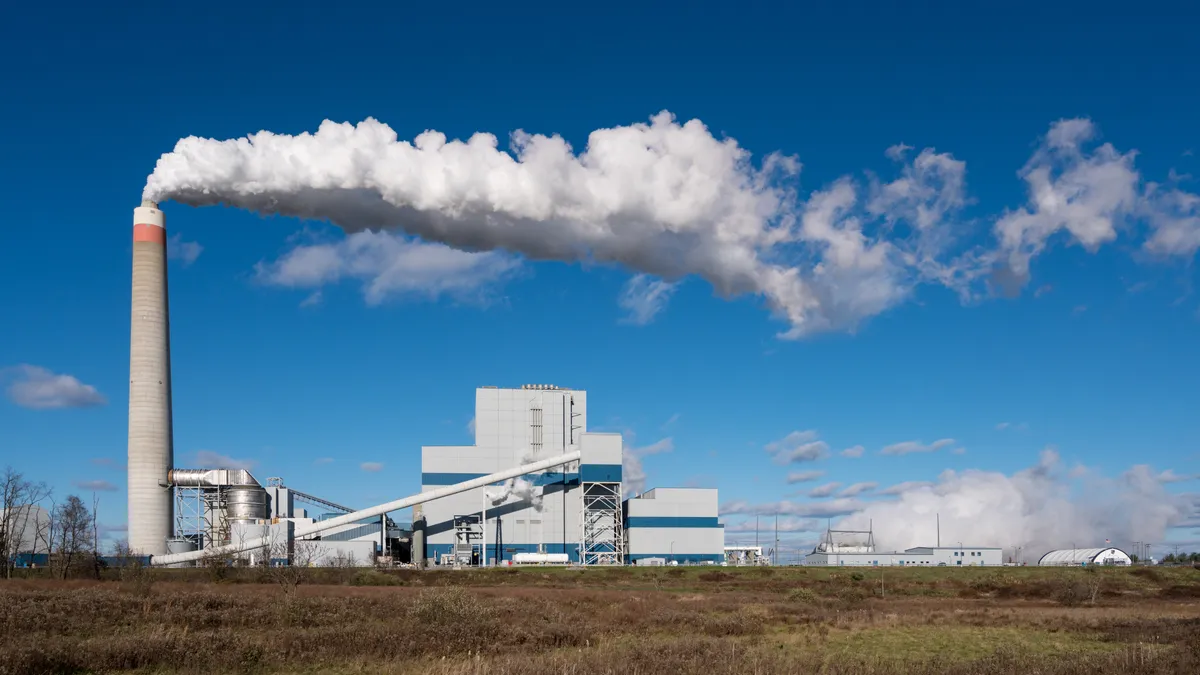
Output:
top-left (786, 587), bottom-right (819, 604)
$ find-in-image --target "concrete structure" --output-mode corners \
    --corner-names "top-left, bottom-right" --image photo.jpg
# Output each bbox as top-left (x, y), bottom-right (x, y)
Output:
top-left (805, 546), bottom-right (1003, 567)
top-left (624, 488), bottom-right (723, 564)
top-left (151, 448), bottom-right (583, 566)
top-left (1038, 547), bottom-right (1132, 566)
top-left (420, 385), bottom-right (626, 565)
top-left (128, 200), bottom-right (174, 556)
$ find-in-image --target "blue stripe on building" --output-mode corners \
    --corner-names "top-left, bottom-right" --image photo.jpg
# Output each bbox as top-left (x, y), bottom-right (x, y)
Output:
top-left (625, 517), bottom-right (721, 528)
top-left (579, 464), bottom-right (622, 482)
top-left (421, 471), bottom-right (579, 486)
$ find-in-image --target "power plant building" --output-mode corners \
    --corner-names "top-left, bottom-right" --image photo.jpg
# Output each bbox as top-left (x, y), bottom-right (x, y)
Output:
top-left (419, 385), bottom-right (725, 565)
top-left (420, 385), bottom-right (618, 564)
top-left (624, 488), bottom-right (723, 564)
top-left (119, 202), bottom-right (722, 567)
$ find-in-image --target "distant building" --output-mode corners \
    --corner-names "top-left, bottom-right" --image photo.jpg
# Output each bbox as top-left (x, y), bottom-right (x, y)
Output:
top-left (803, 526), bottom-right (1002, 566)
top-left (1037, 547), bottom-right (1131, 566)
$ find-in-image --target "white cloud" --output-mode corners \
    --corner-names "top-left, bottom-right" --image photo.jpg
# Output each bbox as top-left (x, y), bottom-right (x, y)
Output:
top-left (993, 118), bottom-right (1141, 291)
top-left (808, 482), bottom-right (842, 498)
top-left (167, 234), bottom-right (203, 266)
top-left (618, 275), bottom-right (678, 325)
top-left (1143, 468), bottom-right (1195, 484)
top-left (720, 497), bottom-right (864, 518)
top-left (840, 445), bottom-right (865, 458)
top-left (786, 470), bottom-right (824, 484)
top-left (2, 365), bottom-right (106, 410)
top-left (622, 436), bottom-right (674, 496)
top-left (91, 458), bottom-right (125, 470)
top-left (313, 457), bottom-right (334, 466)
top-left (838, 450), bottom-right (1188, 558)
top-left (661, 413), bottom-right (681, 429)
top-left (839, 481), bottom-right (878, 497)
top-left (360, 462), bottom-right (384, 472)
top-left (1142, 184), bottom-right (1200, 257)
top-left (765, 430), bottom-right (830, 464)
top-left (255, 230), bottom-right (519, 306)
top-left (467, 416), bottom-right (476, 435)
top-left (73, 480), bottom-right (118, 492)
top-left (880, 438), bottom-right (954, 456)
top-left (878, 480), bottom-right (933, 496)
top-left (724, 516), bottom-right (820, 534)
top-left (194, 450), bottom-right (257, 471)
top-left (995, 422), bottom-right (1011, 430)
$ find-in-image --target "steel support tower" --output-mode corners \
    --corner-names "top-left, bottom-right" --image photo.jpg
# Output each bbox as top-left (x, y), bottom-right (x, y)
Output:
top-left (580, 481), bottom-right (624, 565)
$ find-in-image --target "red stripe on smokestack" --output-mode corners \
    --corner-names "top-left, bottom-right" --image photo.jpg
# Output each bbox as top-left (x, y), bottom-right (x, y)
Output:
top-left (133, 223), bottom-right (166, 244)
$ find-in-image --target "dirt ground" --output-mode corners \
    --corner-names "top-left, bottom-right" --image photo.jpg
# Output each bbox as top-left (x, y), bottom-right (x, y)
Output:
top-left (1, 565), bottom-right (1198, 674)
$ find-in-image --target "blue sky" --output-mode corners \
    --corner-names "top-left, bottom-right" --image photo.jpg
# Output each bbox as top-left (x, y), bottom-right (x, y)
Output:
top-left (1, 0), bottom-right (1197, 556)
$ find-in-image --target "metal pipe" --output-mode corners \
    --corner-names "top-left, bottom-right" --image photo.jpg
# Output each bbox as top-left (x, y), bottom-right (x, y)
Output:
top-left (168, 468), bottom-right (261, 488)
top-left (150, 450), bottom-right (582, 566)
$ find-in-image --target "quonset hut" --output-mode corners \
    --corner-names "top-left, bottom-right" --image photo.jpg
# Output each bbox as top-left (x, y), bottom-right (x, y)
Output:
top-left (1037, 547), bottom-right (1132, 566)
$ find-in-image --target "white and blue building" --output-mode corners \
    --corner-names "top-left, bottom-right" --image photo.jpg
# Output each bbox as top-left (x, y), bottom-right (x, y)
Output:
top-left (419, 385), bottom-right (724, 565)
top-left (624, 488), bottom-right (724, 565)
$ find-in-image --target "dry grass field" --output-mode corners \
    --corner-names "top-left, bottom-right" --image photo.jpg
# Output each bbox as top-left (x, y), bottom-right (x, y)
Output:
top-left (2, 565), bottom-right (1198, 674)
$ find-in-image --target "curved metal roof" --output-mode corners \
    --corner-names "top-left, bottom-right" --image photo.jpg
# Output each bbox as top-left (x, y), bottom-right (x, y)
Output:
top-left (1037, 547), bottom-right (1130, 565)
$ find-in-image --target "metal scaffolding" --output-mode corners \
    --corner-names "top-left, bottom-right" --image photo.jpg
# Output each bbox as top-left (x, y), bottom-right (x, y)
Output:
top-left (580, 481), bottom-right (623, 565)
top-left (173, 485), bottom-right (226, 549)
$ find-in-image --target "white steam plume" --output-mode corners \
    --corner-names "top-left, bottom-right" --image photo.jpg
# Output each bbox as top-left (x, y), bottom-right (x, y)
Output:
top-left (837, 449), bottom-right (1187, 560)
top-left (489, 477), bottom-right (542, 511)
top-left (142, 112), bottom-right (969, 337)
top-left (144, 113), bottom-right (1199, 334)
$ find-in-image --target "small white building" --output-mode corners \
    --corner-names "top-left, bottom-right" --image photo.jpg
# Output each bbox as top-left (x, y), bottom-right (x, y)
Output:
top-left (1037, 547), bottom-right (1132, 566)
top-left (805, 546), bottom-right (1002, 567)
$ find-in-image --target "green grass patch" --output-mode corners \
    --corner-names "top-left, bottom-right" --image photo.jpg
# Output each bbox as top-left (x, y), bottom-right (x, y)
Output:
top-left (823, 625), bottom-right (1118, 664)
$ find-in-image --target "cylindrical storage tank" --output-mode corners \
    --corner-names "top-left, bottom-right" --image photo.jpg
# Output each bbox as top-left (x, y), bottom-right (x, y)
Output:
top-left (127, 200), bottom-right (174, 557)
top-left (164, 538), bottom-right (198, 567)
top-left (512, 552), bottom-right (569, 565)
top-left (227, 487), bottom-right (268, 522)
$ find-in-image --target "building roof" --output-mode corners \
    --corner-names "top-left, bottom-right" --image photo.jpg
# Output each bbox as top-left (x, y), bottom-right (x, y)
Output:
top-left (904, 546), bottom-right (1002, 551)
top-left (1037, 547), bottom-right (1129, 565)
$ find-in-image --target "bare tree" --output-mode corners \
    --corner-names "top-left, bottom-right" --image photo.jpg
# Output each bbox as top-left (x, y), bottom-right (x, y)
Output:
top-left (268, 535), bottom-right (318, 600)
top-left (91, 493), bottom-right (101, 580)
top-left (0, 466), bottom-right (52, 578)
top-left (51, 495), bottom-right (95, 579)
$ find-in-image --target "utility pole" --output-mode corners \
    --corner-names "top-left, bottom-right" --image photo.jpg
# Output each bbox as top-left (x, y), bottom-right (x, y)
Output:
top-left (936, 513), bottom-right (940, 548)
top-left (774, 513), bottom-right (779, 566)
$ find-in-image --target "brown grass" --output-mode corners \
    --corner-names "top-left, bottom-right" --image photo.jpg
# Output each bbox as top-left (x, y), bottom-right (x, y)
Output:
top-left (1, 566), bottom-right (1198, 674)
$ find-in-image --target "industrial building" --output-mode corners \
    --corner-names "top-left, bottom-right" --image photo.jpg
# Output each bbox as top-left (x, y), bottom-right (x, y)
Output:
top-left (1038, 547), bottom-right (1132, 566)
top-left (120, 204), bottom-right (723, 568)
top-left (418, 385), bottom-right (725, 566)
top-left (803, 527), bottom-right (1003, 566)
top-left (625, 488), bottom-right (723, 565)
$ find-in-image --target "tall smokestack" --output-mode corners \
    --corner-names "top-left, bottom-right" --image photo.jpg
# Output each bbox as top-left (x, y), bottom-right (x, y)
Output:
top-left (128, 199), bottom-right (174, 556)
